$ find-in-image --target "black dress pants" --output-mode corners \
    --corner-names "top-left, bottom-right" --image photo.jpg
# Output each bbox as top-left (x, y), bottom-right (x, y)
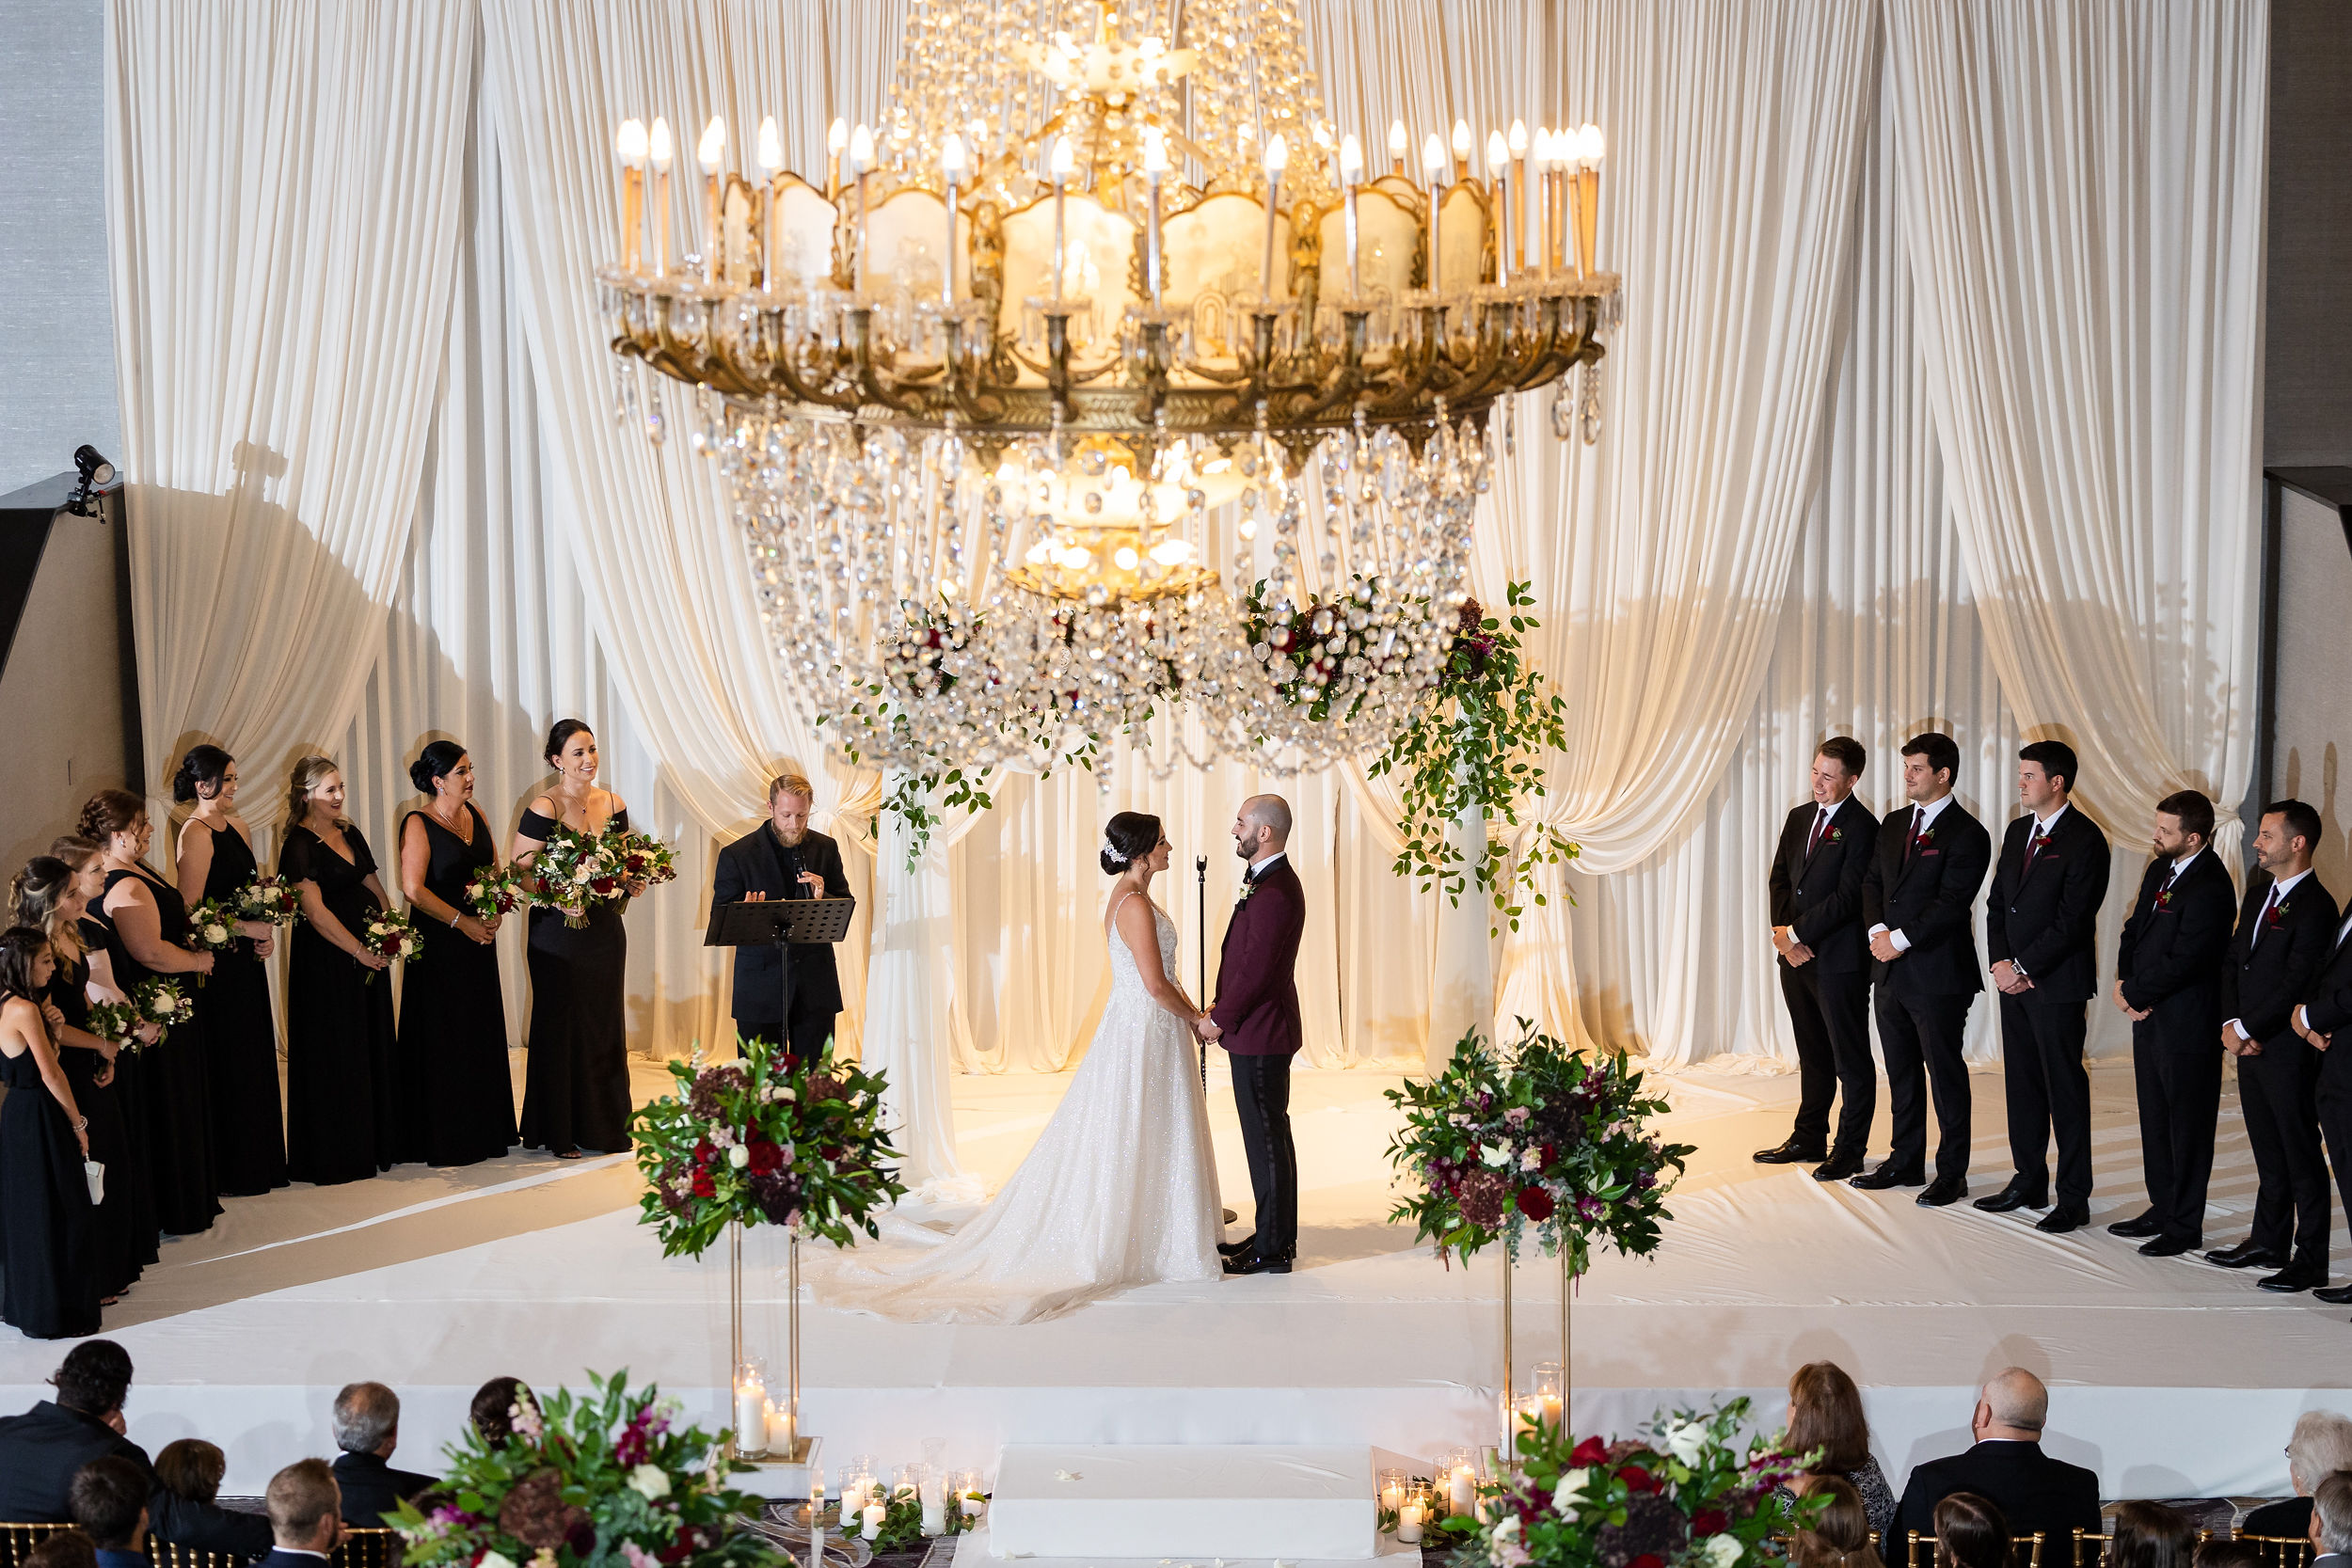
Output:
top-left (737, 996), bottom-right (837, 1062)
top-left (1875, 985), bottom-right (1975, 1180)
top-left (2317, 1047), bottom-right (2352, 1250)
top-left (1230, 1052), bottom-right (1298, 1261)
top-left (1998, 994), bottom-right (2093, 1205)
top-left (1780, 960), bottom-right (1874, 1158)
top-left (2130, 1019), bottom-right (2222, 1244)
top-left (2239, 1034), bottom-right (2330, 1262)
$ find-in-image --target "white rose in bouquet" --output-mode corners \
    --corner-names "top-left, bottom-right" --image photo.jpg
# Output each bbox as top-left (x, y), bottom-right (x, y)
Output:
top-left (628, 1463), bottom-right (672, 1499)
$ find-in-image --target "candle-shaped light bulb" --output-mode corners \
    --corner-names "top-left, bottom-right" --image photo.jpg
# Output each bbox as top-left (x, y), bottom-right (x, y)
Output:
top-left (698, 117), bottom-right (725, 171)
top-left (1579, 123), bottom-right (1606, 166)
top-left (1259, 133), bottom-right (1287, 297)
top-left (647, 118), bottom-right (675, 275)
top-left (1388, 118), bottom-right (1409, 171)
top-left (943, 130), bottom-right (968, 179)
top-left (754, 117), bottom-right (782, 291)
top-left (697, 118), bottom-right (726, 283)
top-left (1422, 133), bottom-right (1445, 182)
top-left (1049, 135), bottom-right (1073, 299)
top-left (1451, 116), bottom-right (1471, 179)
top-left (828, 118), bottom-right (849, 157)
top-left (940, 131), bottom-right (966, 307)
top-left (1049, 135), bottom-right (1074, 180)
top-left (1142, 125), bottom-right (1168, 307)
top-left (1423, 134), bottom-right (1447, 294)
top-left (616, 119), bottom-right (648, 164)
top-left (849, 122), bottom-right (875, 171)
top-left (616, 119), bottom-right (648, 273)
top-left (1339, 134), bottom-right (1363, 182)
top-left (1486, 129), bottom-right (1509, 176)
top-left (1487, 130), bottom-right (1511, 283)
top-left (1509, 119), bottom-right (1528, 157)
top-left (1142, 125), bottom-right (1169, 174)
top-left (1573, 123), bottom-right (1602, 277)
top-left (1339, 134), bottom-right (1363, 295)
top-left (648, 118), bottom-right (674, 168)
top-left (1263, 131), bottom-right (1288, 175)
top-left (755, 117), bottom-right (782, 174)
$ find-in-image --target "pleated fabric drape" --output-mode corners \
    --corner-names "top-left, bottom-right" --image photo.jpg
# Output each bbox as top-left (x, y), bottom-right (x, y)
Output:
top-left (101, 0), bottom-right (2268, 1088)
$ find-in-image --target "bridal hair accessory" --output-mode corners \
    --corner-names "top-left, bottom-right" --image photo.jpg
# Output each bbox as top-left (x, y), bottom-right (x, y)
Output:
top-left (1103, 832), bottom-right (1127, 867)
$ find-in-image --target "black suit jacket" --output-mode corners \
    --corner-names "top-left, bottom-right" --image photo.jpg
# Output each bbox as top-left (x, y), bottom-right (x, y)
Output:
top-left (1985, 806), bottom-right (2111, 1003)
top-left (332, 1450), bottom-right (437, 1526)
top-left (2221, 870), bottom-right (2340, 1044)
top-left (0, 1401), bottom-right (270, 1553)
top-left (2115, 847), bottom-right (2236, 1030)
top-left (1769, 797), bottom-right (1882, 974)
top-left (1893, 1440), bottom-right (2104, 1558)
top-left (2239, 1497), bottom-right (2312, 1541)
top-left (2298, 912), bottom-right (2352, 1037)
top-left (710, 826), bottom-right (852, 1024)
top-left (1862, 800), bottom-right (1993, 997)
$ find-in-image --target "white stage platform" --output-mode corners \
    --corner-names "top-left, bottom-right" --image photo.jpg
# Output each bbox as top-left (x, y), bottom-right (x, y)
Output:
top-left (4, 1053), bottom-right (2347, 1500)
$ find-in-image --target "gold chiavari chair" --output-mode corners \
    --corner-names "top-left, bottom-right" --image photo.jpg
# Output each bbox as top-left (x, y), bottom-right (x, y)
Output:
top-left (1905, 1528), bottom-right (2047, 1568)
top-left (332, 1528), bottom-right (405, 1568)
top-left (2235, 1536), bottom-right (2315, 1568)
top-left (151, 1543), bottom-right (258, 1568)
top-left (0, 1524), bottom-right (74, 1568)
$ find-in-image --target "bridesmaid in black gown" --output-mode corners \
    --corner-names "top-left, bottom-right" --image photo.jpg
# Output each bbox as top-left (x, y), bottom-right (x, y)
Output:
top-left (512, 720), bottom-right (642, 1158)
top-left (82, 788), bottom-right (221, 1239)
top-left (12, 847), bottom-right (151, 1302)
top-left (395, 740), bottom-right (516, 1165)
top-left (0, 927), bottom-right (100, 1339)
top-left (173, 745), bottom-right (289, 1196)
top-left (279, 755), bottom-right (402, 1185)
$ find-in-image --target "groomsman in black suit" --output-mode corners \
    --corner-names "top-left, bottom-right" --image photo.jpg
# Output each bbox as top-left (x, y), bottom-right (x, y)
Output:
top-left (2295, 893), bottom-right (2352, 1307)
top-left (1977, 741), bottom-right (2112, 1233)
top-left (1855, 732), bottom-right (1993, 1204)
top-left (2106, 789), bottom-right (2237, 1255)
top-left (2208, 800), bottom-right (2338, 1290)
top-left (1756, 736), bottom-right (1882, 1180)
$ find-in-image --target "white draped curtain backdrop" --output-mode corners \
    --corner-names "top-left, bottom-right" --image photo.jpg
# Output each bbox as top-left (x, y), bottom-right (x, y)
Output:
top-left (103, 0), bottom-right (2267, 1133)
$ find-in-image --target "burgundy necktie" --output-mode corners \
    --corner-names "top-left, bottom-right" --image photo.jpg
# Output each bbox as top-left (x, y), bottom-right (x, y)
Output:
top-left (1806, 810), bottom-right (1830, 857)
top-left (2024, 822), bottom-right (2048, 871)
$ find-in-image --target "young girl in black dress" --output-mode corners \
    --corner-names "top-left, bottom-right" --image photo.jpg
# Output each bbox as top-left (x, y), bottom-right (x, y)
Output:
top-left (0, 924), bottom-right (100, 1338)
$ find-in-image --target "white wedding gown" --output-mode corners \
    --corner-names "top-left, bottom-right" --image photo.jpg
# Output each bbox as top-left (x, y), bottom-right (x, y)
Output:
top-left (807, 895), bottom-right (1222, 1323)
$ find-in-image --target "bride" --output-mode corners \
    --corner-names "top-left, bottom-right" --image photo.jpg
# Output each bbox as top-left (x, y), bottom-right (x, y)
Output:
top-left (808, 812), bottom-right (1222, 1323)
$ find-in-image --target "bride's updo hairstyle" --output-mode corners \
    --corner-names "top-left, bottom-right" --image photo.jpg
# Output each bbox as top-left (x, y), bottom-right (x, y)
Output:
top-left (1100, 813), bottom-right (1162, 875)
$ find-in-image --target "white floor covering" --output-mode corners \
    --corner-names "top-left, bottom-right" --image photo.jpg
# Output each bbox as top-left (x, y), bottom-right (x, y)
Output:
top-left (4, 1052), bottom-right (2347, 1499)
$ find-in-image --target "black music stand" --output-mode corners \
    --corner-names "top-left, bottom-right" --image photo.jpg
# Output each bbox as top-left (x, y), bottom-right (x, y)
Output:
top-left (707, 897), bottom-right (856, 1048)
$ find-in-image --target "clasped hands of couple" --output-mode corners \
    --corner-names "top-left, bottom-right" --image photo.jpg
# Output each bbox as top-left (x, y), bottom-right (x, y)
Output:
top-left (1189, 1013), bottom-right (1222, 1043)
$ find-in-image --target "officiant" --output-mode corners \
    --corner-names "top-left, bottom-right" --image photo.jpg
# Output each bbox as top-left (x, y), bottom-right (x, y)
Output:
top-left (712, 773), bottom-right (853, 1057)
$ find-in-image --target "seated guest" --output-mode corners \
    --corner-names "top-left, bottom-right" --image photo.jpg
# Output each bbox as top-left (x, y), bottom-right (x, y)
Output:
top-left (1894, 1370), bottom-right (2102, 1564)
top-left (469, 1376), bottom-right (530, 1449)
top-left (151, 1438), bottom-right (273, 1556)
top-left (2108, 1502), bottom-right (2197, 1568)
top-left (262, 1460), bottom-right (344, 1568)
top-left (1788, 1360), bottom-right (1899, 1534)
top-left (1792, 1476), bottom-right (1888, 1568)
top-left (2192, 1543), bottom-right (2262, 1568)
top-left (1935, 1493), bottom-right (2014, 1568)
top-left (330, 1382), bottom-right (435, 1525)
top-left (67, 1457), bottom-right (149, 1568)
top-left (23, 1535), bottom-right (98, 1568)
top-left (2313, 1474), bottom-right (2352, 1568)
top-left (2242, 1410), bottom-right (2352, 1540)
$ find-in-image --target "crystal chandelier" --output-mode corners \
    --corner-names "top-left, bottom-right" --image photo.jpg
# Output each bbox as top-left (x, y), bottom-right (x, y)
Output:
top-left (597, 0), bottom-right (1618, 772)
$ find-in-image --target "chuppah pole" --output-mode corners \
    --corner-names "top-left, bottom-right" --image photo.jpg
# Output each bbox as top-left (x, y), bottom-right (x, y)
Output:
top-left (1501, 1245), bottom-right (1516, 1462)
top-left (1197, 854), bottom-right (1209, 1091)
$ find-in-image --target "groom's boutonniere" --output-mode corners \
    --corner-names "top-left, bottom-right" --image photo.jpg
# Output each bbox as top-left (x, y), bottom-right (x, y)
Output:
top-left (1235, 879), bottom-right (1258, 908)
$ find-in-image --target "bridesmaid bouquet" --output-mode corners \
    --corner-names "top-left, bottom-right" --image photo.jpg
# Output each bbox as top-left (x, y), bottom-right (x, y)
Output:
top-left (119, 977), bottom-right (195, 1046)
top-left (234, 873), bottom-right (300, 926)
top-left (616, 830), bottom-right (678, 890)
top-left (530, 823), bottom-right (664, 928)
top-left (183, 897), bottom-right (238, 983)
top-left (359, 905), bottom-right (424, 984)
top-left (85, 999), bottom-right (139, 1052)
top-left (462, 863), bottom-right (529, 921)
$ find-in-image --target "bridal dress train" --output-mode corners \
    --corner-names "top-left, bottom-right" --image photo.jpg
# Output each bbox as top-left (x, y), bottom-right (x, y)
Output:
top-left (809, 895), bottom-right (1221, 1324)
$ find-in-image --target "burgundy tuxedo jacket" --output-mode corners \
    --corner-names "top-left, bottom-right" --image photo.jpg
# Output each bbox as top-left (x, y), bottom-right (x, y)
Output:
top-left (1211, 855), bottom-right (1306, 1055)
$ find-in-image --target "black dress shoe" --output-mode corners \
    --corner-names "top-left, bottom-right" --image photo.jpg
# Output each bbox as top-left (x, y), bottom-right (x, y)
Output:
top-left (1849, 1162), bottom-right (1926, 1191)
top-left (2258, 1264), bottom-right (2326, 1293)
top-left (2034, 1204), bottom-right (2090, 1234)
top-left (2137, 1235), bottom-right (2195, 1258)
top-left (2204, 1240), bottom-right (2290, 1269)
top-left (1813, 1154), bottom-right (1865, 1182)
top-left (2313, 1284), bottom-right (2352, 1306)
top-left (1222, 1254), bottom-right (1294, 1276)
top-left (1216, 1235), bottom-right (1257, 1258)
top-left (2106, 1211), bottom-right (2163, 1239)
top-left (1755, 1139), bottom-right (1827, 1164)
top-left (1915, 1175), bottom-right (1968, 1208)
top-left (1973, 1180), bottom-right (2049, 1213)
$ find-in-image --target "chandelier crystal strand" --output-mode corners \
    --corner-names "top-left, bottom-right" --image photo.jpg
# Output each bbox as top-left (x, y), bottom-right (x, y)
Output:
top-left (597, 2), bottom-right (1613, 771)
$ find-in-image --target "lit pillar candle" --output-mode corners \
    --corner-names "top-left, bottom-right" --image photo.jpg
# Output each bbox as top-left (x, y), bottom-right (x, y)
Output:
top-left (1451, 117), bottom-right (1470, 182)
top-left (1449, 1461), bottom-right (1476, 1515)
top-left (615, 119), bottom-right (647, 273)
top-left (827, 117), bottom-right (848, 200)
top-left (1142, 125), bottom-right (1168, 307)
top-left (1397, 1500), bottom-right (1424, 1545)
top-left (755, 116), bottom-right (783, 293)
top-left (921, 1477), bottom-right (947, 1536)
top-left (648, 118), bottom-right (674, 275)
top-left (1049, 135), bottom-right (1073, 299)
top-left (849, 122), bottom-right (875, 293)
top-left (1387, 118), bottom-right (1408, 177)
top-left (1422, 132), bottom-right (1446, 294)
top-left (942, 131), bottom-right (967, 307)
top-left (1507, 119), bottom-right (1529, 273)
top-left (733, 1370), bottom-right (767, 1454)
top-left (1575, 122), bottom-right (1604, 276)
top-left (1338, 134), bottom-right (1362, 294)
top-left (698, 117), bottom-right (726, 285)
top-left (1487, 130), bottom-right (1511, 285)
top-left (861, 1503), bottom-right (885, 1541)
top-left (769, 1397), bottom-right (796, 1454)
top-left (1260, 132), bottom-right (1287, 298)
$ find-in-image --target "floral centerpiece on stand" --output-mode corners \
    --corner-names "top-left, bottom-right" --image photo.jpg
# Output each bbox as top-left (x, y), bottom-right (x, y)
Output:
top-left (388, 1371), bottom-right (771, 1568)
top-left (1385, 1019), bottom-right (1692, 1276)
top-left (1450, 1401), bottom-right (1824, 1568)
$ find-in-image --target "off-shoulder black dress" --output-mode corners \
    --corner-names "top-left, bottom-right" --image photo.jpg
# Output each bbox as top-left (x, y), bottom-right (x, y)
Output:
top-left (517, 805), bottom-right (631, 1155)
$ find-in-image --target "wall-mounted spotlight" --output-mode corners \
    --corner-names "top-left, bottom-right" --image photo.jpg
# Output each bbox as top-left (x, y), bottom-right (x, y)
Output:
top-left (65, 445), bottom-right (116, 517)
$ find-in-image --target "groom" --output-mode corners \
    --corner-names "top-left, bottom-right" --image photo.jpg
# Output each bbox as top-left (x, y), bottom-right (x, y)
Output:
top-left (1199, 794), bottom-right (1307, 1276)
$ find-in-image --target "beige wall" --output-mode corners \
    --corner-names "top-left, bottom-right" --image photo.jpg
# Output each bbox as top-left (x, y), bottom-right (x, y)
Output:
top-left (0, 499), bottom-right (135, 873)
top-left (2270, 487), bottom-right (2352, 896)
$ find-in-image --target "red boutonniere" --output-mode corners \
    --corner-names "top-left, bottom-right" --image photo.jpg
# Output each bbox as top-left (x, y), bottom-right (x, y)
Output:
top-left (2153, 887), bottom-right (2174, 911)
top-left (1826, 826), bottom-right (1843, 844)
top-left (2268, 899), bottom-right (2291, 928)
